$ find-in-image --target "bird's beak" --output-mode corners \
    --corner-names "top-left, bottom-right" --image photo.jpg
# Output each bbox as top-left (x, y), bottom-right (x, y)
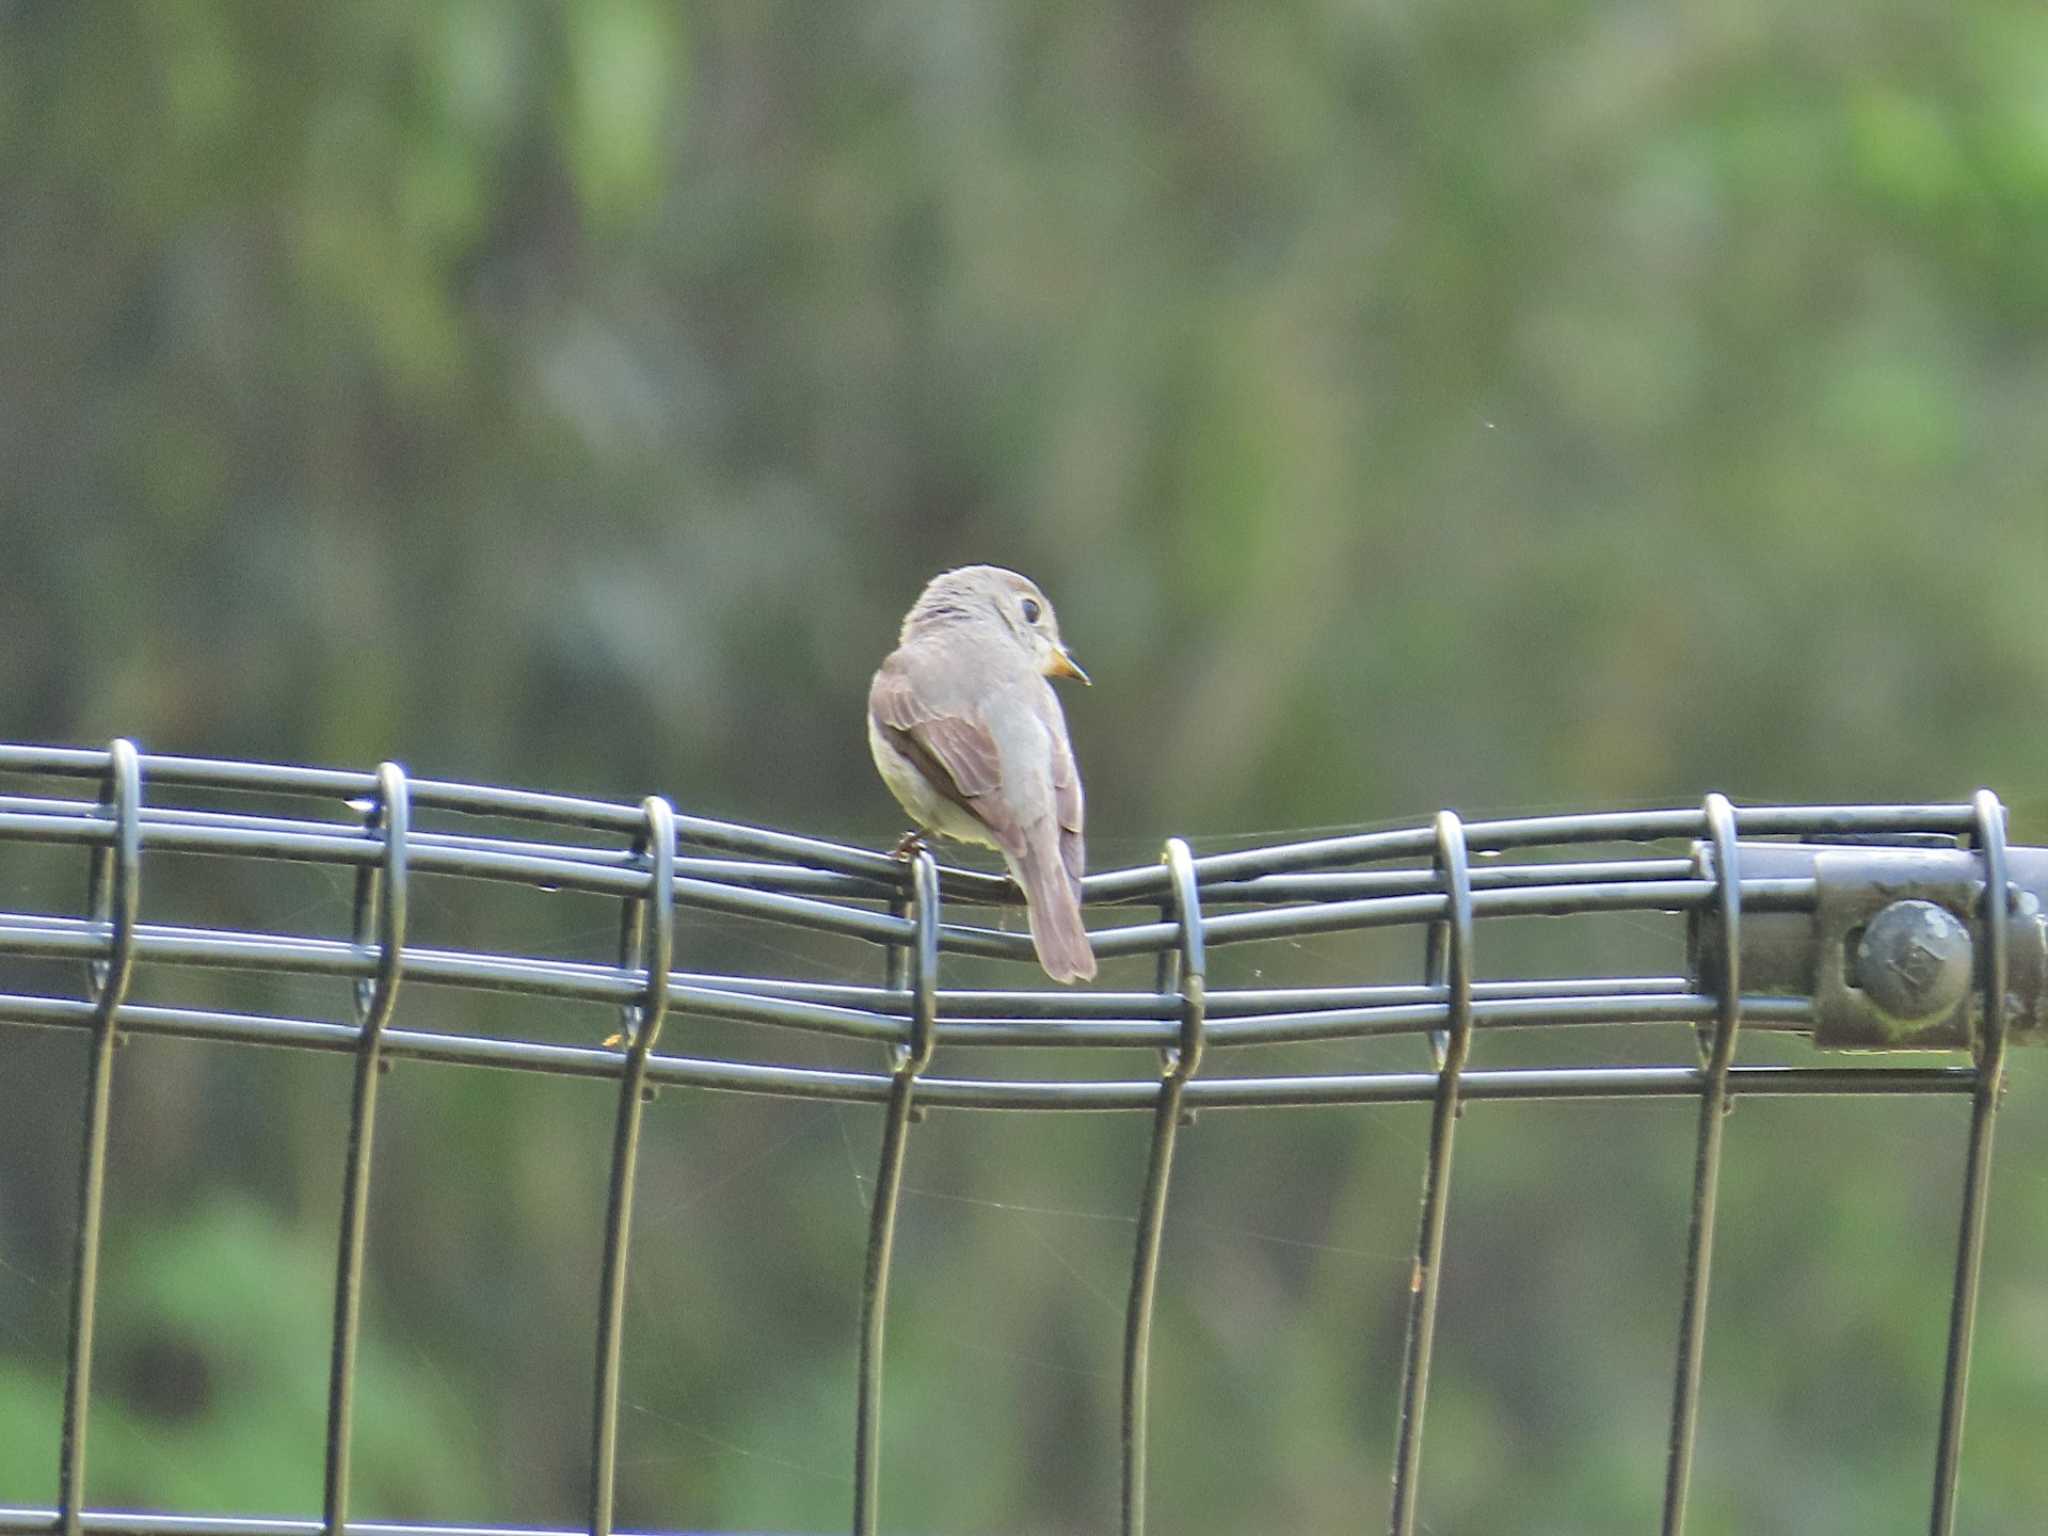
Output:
top-left (1047, 646), bottom-right (1091, 685)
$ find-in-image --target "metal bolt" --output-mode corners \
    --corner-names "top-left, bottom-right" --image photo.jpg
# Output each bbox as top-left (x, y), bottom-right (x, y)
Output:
top-left (1854, 899), bottom-right (1972, 1022)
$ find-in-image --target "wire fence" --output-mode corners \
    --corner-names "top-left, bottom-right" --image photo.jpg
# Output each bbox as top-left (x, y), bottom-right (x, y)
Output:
top-left (0, 742), bottom-right (2036, 1535)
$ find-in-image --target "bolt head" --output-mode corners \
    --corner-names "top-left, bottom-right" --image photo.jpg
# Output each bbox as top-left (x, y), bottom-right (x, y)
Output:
top-left (1855, 899), bottom-right (1972, 1022)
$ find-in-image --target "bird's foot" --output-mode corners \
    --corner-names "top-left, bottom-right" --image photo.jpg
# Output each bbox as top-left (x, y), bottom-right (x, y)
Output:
top-left (892, 830), bottom-right (928, 860)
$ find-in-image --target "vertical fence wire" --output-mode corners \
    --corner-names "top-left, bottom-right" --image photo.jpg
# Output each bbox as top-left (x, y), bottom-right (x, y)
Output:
top-left (321, 764), bottom-right (411, 1536)
top-left (1928, 789), bottom-right (2010, 1536)
top-left (55, 741), bottom-right (140, 1536)
top-left (852, 849), bottom-right (938, 1536)
top-left (1660, 793), bottom-right (1743, 1536)
top-left (1386, 811), bottom-right (1474, 1536)
top-left (1120, 839), bottom-right (1207, 1536)
top-left (587, 798), bottom-right (677, 1536)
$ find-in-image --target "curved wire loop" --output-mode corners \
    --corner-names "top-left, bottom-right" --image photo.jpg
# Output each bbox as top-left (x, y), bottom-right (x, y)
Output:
top-left (58, 740), bottom-right (142, 1536)
top-left (1388, 810), bottom-right (1474, 1536)
top-left (1929, 788), bottom-right (2010, 1535)
top-left (1660, 792), bottom-right (1742, 1536)
top-left (1121, 837), bottom-right (1207, 1536)
top-left (854, 846), bottom-right (939, 1536)
top-left (350, 763), bottom-right (412, 1031)
top-left (323, 764), bottom-right (411, 1536)
top-left (82, 740), bottom-right (143, 1014)
top-left (587, 796), bottom-right (677, 1536)
top-left (896, 847), bottom-right (940, 1081)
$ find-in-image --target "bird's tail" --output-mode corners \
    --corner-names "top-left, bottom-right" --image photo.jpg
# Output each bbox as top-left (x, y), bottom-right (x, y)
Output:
top-left (1013, 848), bottom-right (1096, 983)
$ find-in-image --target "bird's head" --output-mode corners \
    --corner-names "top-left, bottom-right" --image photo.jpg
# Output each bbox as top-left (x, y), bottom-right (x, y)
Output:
top-left (904, 565), bottom-right (1089, 684)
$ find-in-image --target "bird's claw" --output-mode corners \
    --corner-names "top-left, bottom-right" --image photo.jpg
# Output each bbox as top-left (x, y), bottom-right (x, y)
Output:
top-left (892, 830), bottom-right (927, 860)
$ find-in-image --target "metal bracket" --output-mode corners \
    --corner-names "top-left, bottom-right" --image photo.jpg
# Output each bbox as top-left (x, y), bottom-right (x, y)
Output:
top-left (1688, 841), bottom-right (2048, 1050)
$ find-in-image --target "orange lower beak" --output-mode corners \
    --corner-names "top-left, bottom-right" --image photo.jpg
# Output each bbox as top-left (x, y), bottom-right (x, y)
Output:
top-left (1048, 647), bottom-right (1091, 685)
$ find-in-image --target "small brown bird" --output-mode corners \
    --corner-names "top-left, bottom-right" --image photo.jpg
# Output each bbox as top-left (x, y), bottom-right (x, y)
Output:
top-left (868, 565), bottom-right (1096, 982)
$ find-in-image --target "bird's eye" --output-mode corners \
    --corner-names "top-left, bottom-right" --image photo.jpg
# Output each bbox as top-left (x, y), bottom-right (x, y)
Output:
top-left (1021, 598), bottom-right (1042, 624)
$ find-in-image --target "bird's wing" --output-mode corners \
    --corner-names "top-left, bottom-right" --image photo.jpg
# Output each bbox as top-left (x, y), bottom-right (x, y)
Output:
top-left (1042, 683), bottom-right (1086, 888)
top-left (869, 649), bottom-right (1029, 859)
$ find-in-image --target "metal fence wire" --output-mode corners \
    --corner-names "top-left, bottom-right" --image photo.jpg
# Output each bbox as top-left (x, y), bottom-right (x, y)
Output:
top-left (0, 742), bottom-right (2039, 1536)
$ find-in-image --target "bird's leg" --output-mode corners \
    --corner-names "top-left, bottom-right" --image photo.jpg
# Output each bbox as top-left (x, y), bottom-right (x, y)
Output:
top-left (892, 829), bottom-right (928, 860)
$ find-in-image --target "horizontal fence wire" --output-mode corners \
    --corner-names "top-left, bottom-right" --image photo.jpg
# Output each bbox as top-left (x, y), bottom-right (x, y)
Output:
top-left (0, 744), bottom-right (2022, 1536)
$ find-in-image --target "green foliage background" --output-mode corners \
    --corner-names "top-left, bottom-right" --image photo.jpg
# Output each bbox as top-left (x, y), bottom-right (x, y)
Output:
top-left (1, 2), bottom-right (2045, 1532)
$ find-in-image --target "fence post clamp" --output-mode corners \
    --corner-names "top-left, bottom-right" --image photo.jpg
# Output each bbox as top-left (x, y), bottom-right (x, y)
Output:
top-left (1688, 840), bottom-right (2048, 1050)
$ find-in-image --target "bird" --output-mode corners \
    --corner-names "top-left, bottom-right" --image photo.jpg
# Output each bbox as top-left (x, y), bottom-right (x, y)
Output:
top-left (868, 565), bottom-right (1097, 982)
